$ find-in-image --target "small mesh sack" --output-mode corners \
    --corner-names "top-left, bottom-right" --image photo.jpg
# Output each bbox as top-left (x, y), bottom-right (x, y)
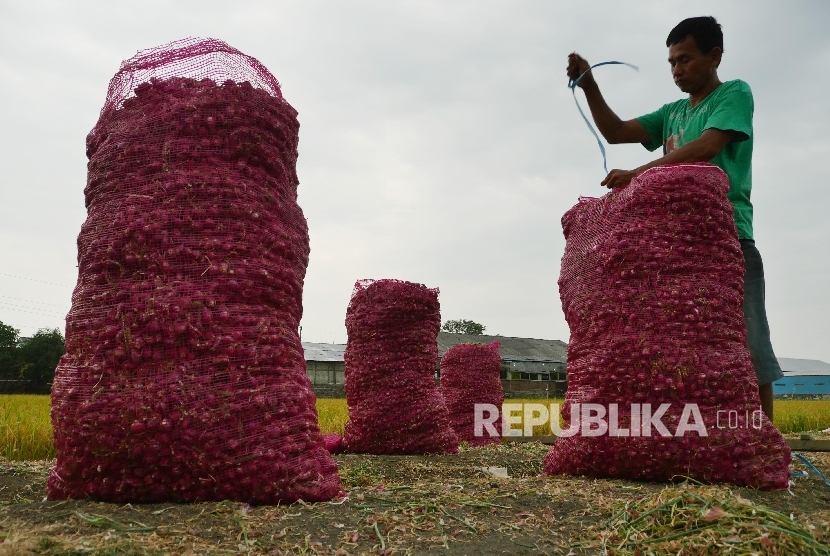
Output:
top-left (544, 163), bottom-right (791, 490)
top-left (342, 279), bottom-right (459, 454)
top-left (440, 342), bottom-right (503, 446)
top-left (48, 38), bottom-right (343, 503)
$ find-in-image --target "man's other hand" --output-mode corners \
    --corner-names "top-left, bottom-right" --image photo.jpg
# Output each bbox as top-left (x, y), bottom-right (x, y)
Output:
top-left (567, 53), bottom-right (595, 89)
top-left (601, 169), bottom-right (637, 189)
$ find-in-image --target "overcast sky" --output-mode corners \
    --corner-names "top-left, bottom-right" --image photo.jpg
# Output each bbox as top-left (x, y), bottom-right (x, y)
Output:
top-left (1, 0), bottom-right (828, 362)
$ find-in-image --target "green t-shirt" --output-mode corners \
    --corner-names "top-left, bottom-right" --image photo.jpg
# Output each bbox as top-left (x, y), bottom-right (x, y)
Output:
top-left (636, 79), bottom-right (755, 239)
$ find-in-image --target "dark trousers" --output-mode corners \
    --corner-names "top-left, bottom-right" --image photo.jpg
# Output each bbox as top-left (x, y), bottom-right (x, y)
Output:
top-left (741, 239), bottom-right (784, 386)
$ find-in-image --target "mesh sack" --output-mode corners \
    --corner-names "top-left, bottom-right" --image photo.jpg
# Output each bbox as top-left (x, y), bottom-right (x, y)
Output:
top-left (48, 38), bottom-right (343, 503)
top-left (439, 342), bottom-right (503, 446)
top-left (342, 279), bottom-right (459, 454)
top-left (544, 163), bottom-right (791, 490)
top-left (322, 433), bottom-right (344, 454)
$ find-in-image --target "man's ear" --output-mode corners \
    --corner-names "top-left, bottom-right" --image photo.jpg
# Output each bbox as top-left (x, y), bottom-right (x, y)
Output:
top-left (710, 47), bottom-right (723, 68)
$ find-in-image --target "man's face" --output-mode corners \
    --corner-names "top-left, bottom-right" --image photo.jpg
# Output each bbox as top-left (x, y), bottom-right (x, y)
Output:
top-left (668, 35), bottom-right (721, 94)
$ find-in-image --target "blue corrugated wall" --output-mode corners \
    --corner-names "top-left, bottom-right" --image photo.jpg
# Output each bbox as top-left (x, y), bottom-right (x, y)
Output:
top-left (772, 376), bottom-right (830, 396)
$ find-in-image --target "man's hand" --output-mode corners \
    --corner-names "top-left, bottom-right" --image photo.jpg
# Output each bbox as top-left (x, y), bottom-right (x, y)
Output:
top-left (602, 129), bottom-right (739, 189)
top-left (567, 53), bottom-right (595, 89)
top-left (601, 169), bottom-right (638, 189)
top-left (567, 52), bottom-right (649, 144)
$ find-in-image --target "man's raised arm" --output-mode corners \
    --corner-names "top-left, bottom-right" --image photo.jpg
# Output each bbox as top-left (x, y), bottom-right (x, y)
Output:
top-left (567, 53), bottom-right (651, 145)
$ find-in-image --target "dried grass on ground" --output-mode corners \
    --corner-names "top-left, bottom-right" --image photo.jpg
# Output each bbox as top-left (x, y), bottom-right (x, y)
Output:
top-left (2, 444), bottom-right (830, 555)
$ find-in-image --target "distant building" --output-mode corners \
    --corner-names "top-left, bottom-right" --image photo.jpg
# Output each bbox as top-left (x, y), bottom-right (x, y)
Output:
top-left (303, 336), bottom-right (830, 400)
top-left (302, 332), bottom-right (569, 398)
top-left (302, 342), bottom-right (346, 397)
top-left (773, 358), bottom-right (830, 398)
top-left (437, 332), bottom-right (567, 397)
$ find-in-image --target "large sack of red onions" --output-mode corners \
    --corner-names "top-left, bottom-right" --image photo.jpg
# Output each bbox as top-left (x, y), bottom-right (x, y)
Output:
top-left (544, 163), bottom-right (790, 490)
top-left (439, 342), bottom-right (503, 446)
top-left (342, 279), bottom-right (458, 454)
top-left (48, 38), bottom-right (343, 503)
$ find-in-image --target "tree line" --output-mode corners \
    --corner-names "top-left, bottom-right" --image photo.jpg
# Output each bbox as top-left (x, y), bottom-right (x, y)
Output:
top-left (441, 319), bottom-right (486, 335)
top-left (0, 320), bottom-right (65, 394)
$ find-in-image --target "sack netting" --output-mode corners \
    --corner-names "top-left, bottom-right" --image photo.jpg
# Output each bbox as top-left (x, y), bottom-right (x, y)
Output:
top-left (48, 38), bottom-right (343, 503)
top-left (439, 342), bottom-right (503, 446)
top-left (342, 279), bottom-right (459, 454)
top-left (544, 163), bottom-right (791, 490)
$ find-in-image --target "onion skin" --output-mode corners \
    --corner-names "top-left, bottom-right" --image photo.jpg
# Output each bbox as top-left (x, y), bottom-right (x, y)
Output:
top-left (49, 41), bottom-right (343, 504)
top-left (544, 163), bottom-right (791, 491)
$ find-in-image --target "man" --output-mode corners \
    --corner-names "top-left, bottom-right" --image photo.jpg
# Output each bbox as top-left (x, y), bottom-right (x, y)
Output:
top-left (566, 16), bottom-right (783, 419)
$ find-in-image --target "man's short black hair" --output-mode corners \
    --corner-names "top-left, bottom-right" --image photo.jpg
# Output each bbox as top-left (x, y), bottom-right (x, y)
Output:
top-left (666, 16), bottom-right (723, 54)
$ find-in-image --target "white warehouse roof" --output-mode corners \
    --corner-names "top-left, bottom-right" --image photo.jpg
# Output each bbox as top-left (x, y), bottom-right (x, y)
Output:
top-left (778, 358), bottom-right (830, 377)
top-left (300, 343), bottom-right (830, 377)
top-left (302, 342), bottom-right (345, 362)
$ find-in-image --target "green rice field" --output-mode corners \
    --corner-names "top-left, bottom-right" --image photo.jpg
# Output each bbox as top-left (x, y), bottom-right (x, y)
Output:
top-left (2, 395), bottom-right (829, 461)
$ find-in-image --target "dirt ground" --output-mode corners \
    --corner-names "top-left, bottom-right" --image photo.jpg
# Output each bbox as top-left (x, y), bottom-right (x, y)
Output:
top-left (1, 439), bottom-right (830, 555)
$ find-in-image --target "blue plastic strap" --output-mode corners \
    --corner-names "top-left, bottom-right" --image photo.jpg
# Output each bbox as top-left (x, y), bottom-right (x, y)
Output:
top-left (793, 453), bottom-right (830, 488)
top-left (568, 60), bottom-right (639, 174)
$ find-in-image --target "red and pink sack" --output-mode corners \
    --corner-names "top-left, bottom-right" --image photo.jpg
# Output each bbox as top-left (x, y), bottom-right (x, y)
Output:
top-left (544, 163), bottom-right (791, 490)
top-left (440, 342), bottom-right (503, 446)
top-left (49, 38), bottom-right (342, 503)
top-left (342, 279), bottom-right (458, 454)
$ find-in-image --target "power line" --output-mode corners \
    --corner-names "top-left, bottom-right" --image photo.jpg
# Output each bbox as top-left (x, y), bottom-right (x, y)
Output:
top-left (0, 302), bottom-right (67, 319)
top-left (0, 295), bottom-right (70, 309)
top-left (0, 272), bottom-right (73, 288)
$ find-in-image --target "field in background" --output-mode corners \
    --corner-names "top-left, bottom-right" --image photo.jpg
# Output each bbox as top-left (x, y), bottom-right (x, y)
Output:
top-left (775, 399), bottom-right (830, 434)
top-left (1, 395), bottom-right (54, 460)
top-left (3, 395), bottom-right (830, 461)
top-left (316, 398), bottom-right (349, 435)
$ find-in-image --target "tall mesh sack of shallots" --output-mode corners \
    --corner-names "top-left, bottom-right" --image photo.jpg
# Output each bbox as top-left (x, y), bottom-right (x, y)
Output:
top-left (343, 279), bottom-right (459, 454)
top-left (544, 163), bottom-right (790, 490)
top-left (48, 38), bottom-right (343, 503)
top-left (440, 342), bottom-right (503, 446)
